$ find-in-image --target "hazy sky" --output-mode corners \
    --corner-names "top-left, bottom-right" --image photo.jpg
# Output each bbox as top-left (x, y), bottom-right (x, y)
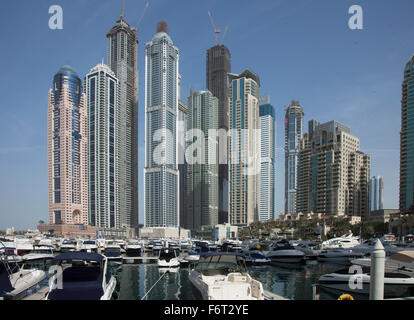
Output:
top-left (0, 0), bottom-right (413, 230)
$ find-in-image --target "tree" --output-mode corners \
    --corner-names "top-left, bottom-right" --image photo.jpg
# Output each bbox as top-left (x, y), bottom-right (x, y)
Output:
top-left (38, 220), bottom-right (45, 225)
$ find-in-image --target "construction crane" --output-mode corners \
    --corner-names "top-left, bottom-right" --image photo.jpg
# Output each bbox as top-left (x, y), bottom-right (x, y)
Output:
top-left (220, 25), bottom-right (229, 45)
top-left (135, 1), bottom-right (150, 30)
top-left (208, 11), bottom-right (221, 45)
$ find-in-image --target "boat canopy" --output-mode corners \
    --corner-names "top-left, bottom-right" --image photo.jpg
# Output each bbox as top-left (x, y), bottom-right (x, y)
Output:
top-left (389, 251), bottom-right (414, 264)
top-left (53, 252), bottom-right (104, 262)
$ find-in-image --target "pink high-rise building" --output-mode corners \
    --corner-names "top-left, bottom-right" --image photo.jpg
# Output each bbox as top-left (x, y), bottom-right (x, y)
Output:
top-left (47, 66), bottom-right (88, 226)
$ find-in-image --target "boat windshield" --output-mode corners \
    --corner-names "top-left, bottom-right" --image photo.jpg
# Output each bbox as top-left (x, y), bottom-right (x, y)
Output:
top-left (83, 241), bottom-right (96, 245)
top-left (106, 247), bottom-right (120, 253)
top-left (196, 254), bottom-right (246, 276)
top-left (159, 250), bottom-right (177, 260)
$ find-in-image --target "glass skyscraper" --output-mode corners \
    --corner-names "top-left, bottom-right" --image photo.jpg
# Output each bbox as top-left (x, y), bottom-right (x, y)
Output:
top-left (47, 66), bottom-right (88, 225)
top-left (85, 63), bottom-right (120, 228)
top-left (284, 100), bottom-right (304, 214)
top-left (206, 45), bottom-right (231, 224)
top-left (370, 176), bottom-right (384, 212)
top-left (106, 14), bottom-right (138, 229)
top-left (144, 22), bottom-right (179, 228)
top-left (259, 98), bottom-right (276, 221)
top-left (186, 89), bottom-right (219, 230)
top-left (400, 54), bottom-right (414, 212)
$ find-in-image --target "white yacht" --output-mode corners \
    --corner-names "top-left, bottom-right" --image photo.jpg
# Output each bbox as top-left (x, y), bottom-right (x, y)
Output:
top-left (294, 241), bottom-right (321, 260)
top-left (22, 245), bottom-right (55, 263)
top-left (157, 248), bottom-right (180, 268)
top-left (264, 239), bottom-right (306, 264)
top-left (243, 250), bottom-right (271, 265)
top-left (104, 242), bottom-right (122, 261)
top-left (60, 240), bottom-right (76, 253)
top-left (183, 246), bottom-right (201, 263)
top-left (0, 251), bottom-right (46, 300)
top-left (318, 251), bottom-right (414, 298)
top-left (189, 252), bottom-right (265, 300)
top-left (351, 239), bottom-right (404, 256)
top-left (317, 248), bottom-right (365, 265)
top-left (320, 232), bottom-right (360, 250)
top-left (46, 252), bottom-right (117, 300)
top-left (125, 240), bottom-right (142, 257)
top-left (14, 237), bottom-right (33, 256)
top-left (78, 240), bottom-right (98, 253)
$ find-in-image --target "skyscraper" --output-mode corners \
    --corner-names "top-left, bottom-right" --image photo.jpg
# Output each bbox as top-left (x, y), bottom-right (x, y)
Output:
top-left (48, 66), bottom-right (88, 225)
top-left (186, 89), bottom-right (219, 230)
top-left (206, 44), bottom-right (231, 224)
top-left (85, 63), bottom-right (120, 228)
top-left (228, 70), bottom-right (261, 226)
top-left (400, 54), bottom-right (414, 212)
top-left (370, 176), bottom-right (384, 212)
top-left (259, 97), bottom-right (276, 221)
top-left (296, 120), bottom-right (370, 217)
top-left (178, 78), bottom-right (188, 229)
top-left (144, 22), bottom-right (179, 228)
top-left (284, 100), bottom-right (304, 214)
top-left (106, 14), bottom-right (138, 229)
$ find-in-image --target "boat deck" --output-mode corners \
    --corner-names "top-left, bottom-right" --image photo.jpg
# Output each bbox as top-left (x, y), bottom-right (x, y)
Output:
top-left (22, 286), bottom-right (49, 300)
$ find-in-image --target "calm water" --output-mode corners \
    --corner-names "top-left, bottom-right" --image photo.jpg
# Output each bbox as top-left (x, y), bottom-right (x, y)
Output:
top-left (112, 260), bottom-right (348, 300)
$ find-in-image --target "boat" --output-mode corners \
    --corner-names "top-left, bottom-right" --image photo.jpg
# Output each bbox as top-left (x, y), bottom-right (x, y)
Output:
top-left (318, 251), bottom-right (414, 298)
top-left (14, 237), bottom-right (34, 256)
top-left (317, 248), bottom-right (366, 265)
top-left (294, 241), bottom-right (320, 260)
top-left (0, 250), bottom-right (46, 300)
top-left (157, 248), bottom-right (180, 268)
top-left (22, 245), bottom-right (55, 263)
top-left (320, 232), bottom-right (360, 250)
top-left (351, 238), bottom-right (403, 256)
top-left (183, 246), bottom-right (201, 263)
top-left (104, 244), bottom-right (122, 261)
top-left (46, 252), bottom-right (117, 300)
top-left (78, 240), bottom-right (99, 253)
top-left (60, 239), bottom-right (76, 253)
top-left (189, 252), bottom-right (265, 300)
top-left (180, 239), bottom-right (191, 251)
top-left (243, 250), bottom-right (271, 265)
top-left (125, 240), bottom-right (142, 257)
top-left (265, 239), bottom-right (306, 264)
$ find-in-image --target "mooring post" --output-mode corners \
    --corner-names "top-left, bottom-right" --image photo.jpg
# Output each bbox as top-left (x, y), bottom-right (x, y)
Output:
top-left (369, 239), bottom-right (385, 300)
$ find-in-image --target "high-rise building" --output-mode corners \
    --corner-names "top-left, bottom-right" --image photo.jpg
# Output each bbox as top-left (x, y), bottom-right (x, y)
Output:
top-left (47, 66), bottom-right (88, 225)
top-left (106, 14), bottom-right (138, 229)
top-left (259, 97), bottom-right (276, 221)
top-left (284, 100), bottom-right (304, 214)
top-left (206, 44), bottom-right (231, 224)
top-left (296, 120), bottom-right (370, 217)
top-left (144, 22), bottom-right (179, 228)
top-left (186, 89), bottom-right (219, 231)
top-left (178, 76), bottom-right (188, 229)
top-left (85, 63), bottom-right (120, 228)
top-left (370, 176), bottom-right (384, 212)
top-left (228, 70), bottom-right (261, 226)
top-left (400, 54), bottom-right (414, 212)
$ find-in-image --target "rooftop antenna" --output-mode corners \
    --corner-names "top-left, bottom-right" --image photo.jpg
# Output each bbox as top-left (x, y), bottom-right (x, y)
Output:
top-left (135, 1), bottom-right (150, 29)
top-left (121, 0), bottom-right (126, 19)
top-left (208, 11), bottom-right (221, 45)
top-left (220, 25), bottom-right (229, 44)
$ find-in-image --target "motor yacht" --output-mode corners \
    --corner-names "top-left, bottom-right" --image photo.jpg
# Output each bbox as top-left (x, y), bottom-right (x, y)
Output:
top-left (320, 232), bottom-right (360, 250)
top-left (60, 240), bottom-right (76, 253)
top-left (317, 248), bottom-right (366, 265)
top-left (22, 245), bottom-right (55, 263)
top-left (183, 246), bottom-right (201, 263)
top-left (264, 239), bottom-right (306, 264)
top-left (104, 243), bottom-right (122, 261)
top-left (294, 241), bottom-right (320, 260)
top-left (243, 250), bottom-right (271, 265)
top-left (78, 240), bottom-right (98, 253)
top-left (189, 252), bottom-right (265, 300)
top-left (0, 251), bottom-right (46, 300)
top-left (157, 248), bottom-right (180, 268)
top-left (46, 252), bottom-right (116, 300)
top-left (14, 237), bottom-right (33, 256)
top-left (125, 240), bottom-right (142, 257)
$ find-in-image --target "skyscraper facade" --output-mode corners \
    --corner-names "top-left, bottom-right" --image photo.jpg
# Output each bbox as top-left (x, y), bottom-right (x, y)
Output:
top-left (186, 89), bottom-right (219, 230)
top-left (144, 22), bottom-right (179, 228)
top-left (228, 70), bottom-right (260, 226)
top-left (85, 63), bottom-right (120, 228)
top-left (296, 120), bottom-right (370, 217)
top-left (178, 97), bottom-right (188, 229)
top-left (206, 44), bottom-right (231, 224)
top-left (284, 100), bottom-right (304, 214)
top-left (47, 66), bottom-right (88, 225)
top-left (400, 54), bottom-right (414, 212)
top-left (370, 176), bottom-right (384, 212)
top-left (106, 15), bottom-right (138, 229)
top-left (259, 99), bottom-right (276, 221)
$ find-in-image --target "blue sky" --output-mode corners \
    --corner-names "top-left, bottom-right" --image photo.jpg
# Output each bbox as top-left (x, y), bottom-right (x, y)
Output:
top-left (0, 0), bottom-right (413, 230)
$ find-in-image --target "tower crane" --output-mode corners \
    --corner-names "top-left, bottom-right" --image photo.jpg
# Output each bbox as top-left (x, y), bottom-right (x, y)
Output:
top-left (208, 11), bottom-right (221, 45)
